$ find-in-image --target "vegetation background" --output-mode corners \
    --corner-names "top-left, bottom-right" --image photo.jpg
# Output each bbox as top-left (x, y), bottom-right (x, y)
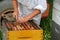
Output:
top-left (40, 0), bottom-right (53, 40)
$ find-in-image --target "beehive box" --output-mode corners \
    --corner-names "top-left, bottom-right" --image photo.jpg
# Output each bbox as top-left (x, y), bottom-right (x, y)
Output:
top-left (4, 21), bottom-right (43, 40)
top-left (6, 30), bottom-right (43, 40)
top-left (2, 9), bottom-right (43, 40)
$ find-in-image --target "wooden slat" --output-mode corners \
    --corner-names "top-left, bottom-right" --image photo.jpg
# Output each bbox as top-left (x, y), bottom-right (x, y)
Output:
top-left (5, 21), bottom-right (40, 31)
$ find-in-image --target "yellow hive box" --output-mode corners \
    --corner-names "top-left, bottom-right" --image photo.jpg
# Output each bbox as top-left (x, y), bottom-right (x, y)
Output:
top-left (6, 30), bottom-right (43, 40)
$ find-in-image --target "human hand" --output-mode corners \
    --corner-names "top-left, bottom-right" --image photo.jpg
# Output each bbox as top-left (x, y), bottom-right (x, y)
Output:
top-left (12, 11), bottom-right (18, 20)
top-left (17, 16), bottom-right (30, 23)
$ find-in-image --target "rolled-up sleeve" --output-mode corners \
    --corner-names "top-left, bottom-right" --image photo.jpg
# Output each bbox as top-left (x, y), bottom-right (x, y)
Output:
top-left (34, 0), bottom-right (47, 13)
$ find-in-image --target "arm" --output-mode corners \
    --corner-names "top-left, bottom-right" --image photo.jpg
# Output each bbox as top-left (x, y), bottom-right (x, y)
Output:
top-left (17, 9), bottom-right (41, 23)
top-left (27, 9), bottom-right (41, 20)
top-left (12, 0), bottom-right (18, 19)
top-left (12, 0), bottom-right (18, 12)
top-left (27, 0), bottom-right (47, 19)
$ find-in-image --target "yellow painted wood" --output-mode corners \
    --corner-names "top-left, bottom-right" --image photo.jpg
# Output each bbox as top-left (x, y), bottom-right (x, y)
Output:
top-left (6, 30), bottom-right (43, 40)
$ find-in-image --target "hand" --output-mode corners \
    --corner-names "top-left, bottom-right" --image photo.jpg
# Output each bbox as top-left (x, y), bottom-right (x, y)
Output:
top-left (12, 12), bottom-right (18, 20)
top-left (17, 16), bottom-right (30, 23)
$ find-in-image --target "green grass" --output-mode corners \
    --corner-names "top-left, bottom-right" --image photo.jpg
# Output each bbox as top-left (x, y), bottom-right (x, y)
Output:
top-left (40, 0), bottom-right (53, 40)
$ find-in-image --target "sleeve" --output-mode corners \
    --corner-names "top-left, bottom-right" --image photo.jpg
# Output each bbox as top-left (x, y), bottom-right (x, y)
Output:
top-left (33, 0), bottom-right (47, 13)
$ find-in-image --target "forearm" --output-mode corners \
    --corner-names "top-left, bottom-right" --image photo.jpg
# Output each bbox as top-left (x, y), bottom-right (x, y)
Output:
top-left (12, 0), bottom-right (18, 12)
top-left (27, 9), bottom-right (41, 19)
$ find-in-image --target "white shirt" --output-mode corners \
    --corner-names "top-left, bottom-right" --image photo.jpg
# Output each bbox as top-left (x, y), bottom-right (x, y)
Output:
top-left (17, 0), bottom-right (47, 25)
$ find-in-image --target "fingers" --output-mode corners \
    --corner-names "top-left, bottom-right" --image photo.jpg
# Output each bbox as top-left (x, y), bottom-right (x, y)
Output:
top-left (12, 13), bottom-right (15, 18)
top-left (12, 12), bottom-right (18, 19)
top-left (16, 16), bottom-right (29, 24)
top-left (15, 14), bottom-right (18, 20)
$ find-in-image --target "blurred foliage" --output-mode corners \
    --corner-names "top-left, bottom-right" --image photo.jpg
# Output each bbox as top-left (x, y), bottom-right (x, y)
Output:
top-left (40, 0), bottom-right (53, 40)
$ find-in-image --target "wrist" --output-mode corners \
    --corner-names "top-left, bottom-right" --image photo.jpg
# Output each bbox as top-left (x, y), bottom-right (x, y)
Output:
top-left (14, 11), bottom-right (18, 13)
top-left (14, 10), bottom-right (18, 13)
